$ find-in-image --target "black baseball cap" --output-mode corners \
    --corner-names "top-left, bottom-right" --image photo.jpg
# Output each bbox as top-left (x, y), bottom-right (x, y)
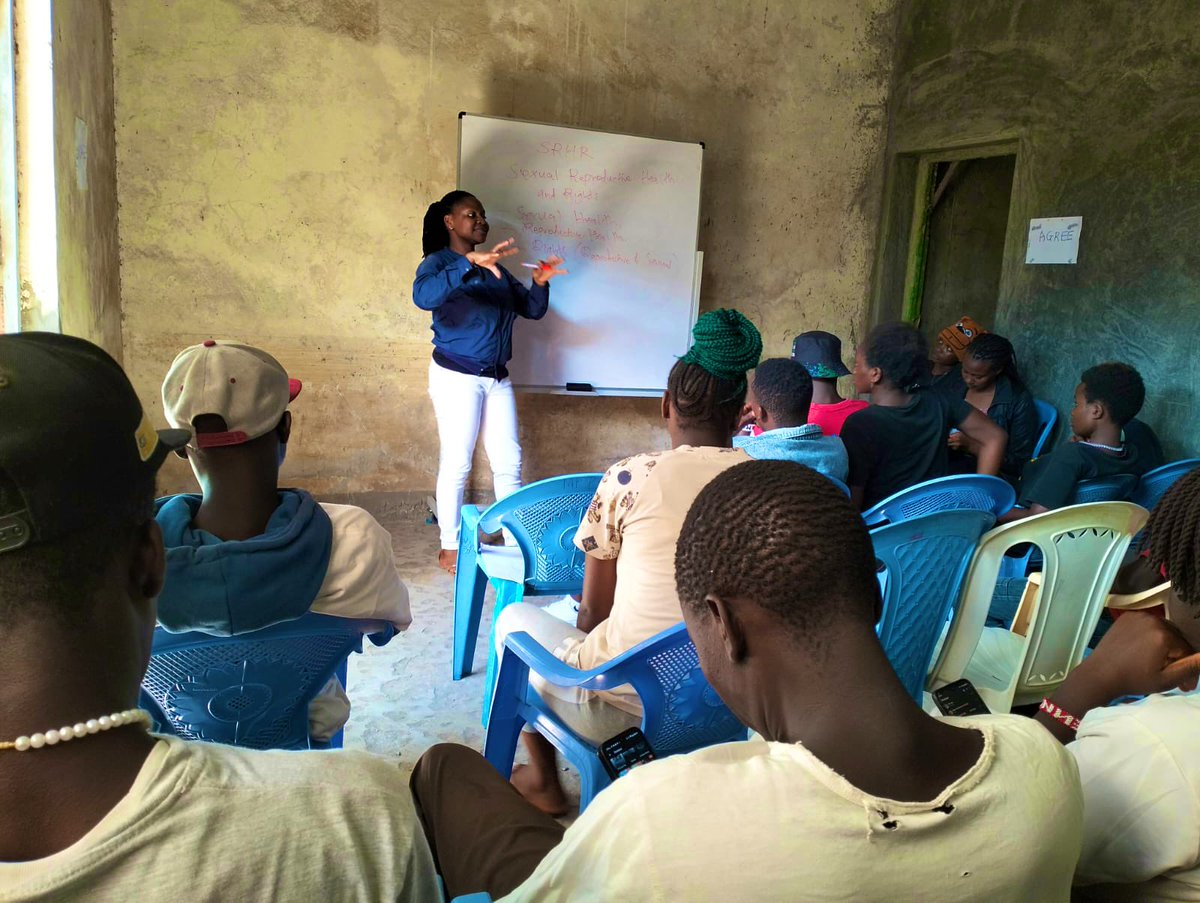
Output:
top-left (791, 331), bottom-right (851, 379)
top-left (0, 332), bottom-right (190, 554)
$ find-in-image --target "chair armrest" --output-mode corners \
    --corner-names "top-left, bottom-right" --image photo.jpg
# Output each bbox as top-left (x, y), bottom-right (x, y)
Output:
top-left (861, 504), bottom-right (887, 527)
top-left (452, 895), bottom-right (493, 902)
top-left (503, 624), bottom-right (686, 693)
top-left (459, 504), bottom-right (482, 544)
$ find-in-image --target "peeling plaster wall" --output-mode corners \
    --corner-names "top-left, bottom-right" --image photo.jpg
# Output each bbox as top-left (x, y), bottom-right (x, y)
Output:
top-left (113, 0), bottom-right (897, 496)
top-left (54, 0), bottom-right (122, 359)
top-left (888, 1), bottom-right (1200, 457)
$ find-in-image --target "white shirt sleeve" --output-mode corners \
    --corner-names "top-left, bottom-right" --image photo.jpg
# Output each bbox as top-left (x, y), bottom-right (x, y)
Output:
top-left (311, 504), bottom-right (412, 630)
top-left (1070, 696), bottom-right (1200, 887)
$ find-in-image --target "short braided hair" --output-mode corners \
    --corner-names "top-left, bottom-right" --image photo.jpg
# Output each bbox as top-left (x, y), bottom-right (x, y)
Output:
top-left (1140, 468), bottom-right (1200, 607)
top-left (965, 333), bottom-right (1025, 391)
top-left (669, 309), bottom-right (762, 429)
top-left (421, 190), bottom-right (475, 257)
top-left (675, 460), bottom-right (879, 641)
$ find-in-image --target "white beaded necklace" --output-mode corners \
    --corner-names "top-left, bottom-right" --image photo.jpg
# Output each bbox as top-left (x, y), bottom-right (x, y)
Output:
top-left (0, 709), bottom-right (152, 752)
top-left (1081, 440), bottom-right (1125, 453)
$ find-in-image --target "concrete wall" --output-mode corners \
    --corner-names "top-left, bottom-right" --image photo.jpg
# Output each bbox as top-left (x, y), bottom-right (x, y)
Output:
top-left (884, 1), bottom-right (1200, 458)
top-left (113, 0), bottom-right (897, 496)
top-left (54, 0), bottom-right (122, 359)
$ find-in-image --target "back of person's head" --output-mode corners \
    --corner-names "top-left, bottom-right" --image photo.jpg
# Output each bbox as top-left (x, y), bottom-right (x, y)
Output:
top-left (790, 330), bottom-right (851, 384)
top-left (863, 321), bottom-right (928, 392)
top-left (667, 309), bottom-right (762, 432)
top-left (1080, 362), bottom-right (1145, 427)
top-left (963, 333), bottom-right (1025, 390)
top-left (422, 190), bottom-right (475, 257)
top-left (1140, 469), bottom-right (1200, 609)
top-left (751, 358), bottom-right (814, 427)
top-left (676, 460), bottom-right (879, 644)
top-left (162, 340), bottom-right (300, 476)
top-left (0, 333), bottom-right (186, 630)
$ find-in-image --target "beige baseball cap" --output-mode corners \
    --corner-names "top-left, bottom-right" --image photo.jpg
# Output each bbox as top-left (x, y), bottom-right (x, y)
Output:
top-left (162, 340), bottom-right (302, 448)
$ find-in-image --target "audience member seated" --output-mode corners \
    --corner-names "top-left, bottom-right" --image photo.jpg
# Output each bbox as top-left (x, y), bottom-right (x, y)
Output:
top-left (410, 460), bottom-right (1084, 901)
top-left (928, 314), bottom-right (987, 397)
top-left (1001, 362), bottom-right (1149, 523)
top-left (489, 309), bottom-right (760, 816)
top-left (0, 333), bottom-right (437, 901)
top-left (734, 358), bottom-right (848, 483)
top-left (947, 334), bottom-right (1039, 485)
top-left (790, 330), bottom-right (867, 435)
top-left (840, 322), bottom-right (1007, 510)
top-left (1122, 416), bottom-right (1166, 472)
top-left (156, 340), bottom-right (412, 741)
top-left (1034, 470), bottom-right (1200, 900)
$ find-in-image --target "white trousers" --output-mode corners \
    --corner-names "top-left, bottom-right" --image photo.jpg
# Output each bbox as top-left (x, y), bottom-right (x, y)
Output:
top-left (428, 360), bottom-right (523, 549)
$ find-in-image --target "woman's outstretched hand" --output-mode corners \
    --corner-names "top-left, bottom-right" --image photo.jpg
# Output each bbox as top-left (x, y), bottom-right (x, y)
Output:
top-left (532, 256), bottom-right (568, 286)
top-left (466, 239), bottom-right (519, 279)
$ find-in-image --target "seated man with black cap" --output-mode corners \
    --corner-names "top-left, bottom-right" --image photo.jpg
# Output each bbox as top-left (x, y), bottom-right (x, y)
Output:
top-left (0, 333), bottom-right (437, 900)
top-left (155, 340), bottom-right (412, 740)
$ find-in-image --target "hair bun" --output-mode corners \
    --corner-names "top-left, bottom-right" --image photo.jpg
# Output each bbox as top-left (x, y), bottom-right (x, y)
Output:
top-left (680, 309), bottom-right (763, 381)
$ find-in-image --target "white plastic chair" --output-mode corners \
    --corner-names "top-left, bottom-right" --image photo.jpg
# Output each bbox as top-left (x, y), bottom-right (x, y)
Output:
top-left (926, 501), bottom-right (1149, 713)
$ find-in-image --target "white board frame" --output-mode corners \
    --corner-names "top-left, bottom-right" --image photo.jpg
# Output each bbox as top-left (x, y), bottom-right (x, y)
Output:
top-left (456, 112), bottom-right (703, 397)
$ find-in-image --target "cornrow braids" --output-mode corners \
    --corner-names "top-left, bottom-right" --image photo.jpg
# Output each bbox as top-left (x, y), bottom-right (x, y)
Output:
top-left (667, 359), bottom-right (746, 432)
top-left (1140, 469), bottom-right (1200, 608)
top-left (421, 190), bottom-right (475, 257)
top-left (965, 333), bottom-right (1025, 391)
top-left (675, 459), bottom-right (880, 641)
top-left (668, 309), bottom-right (762, 429)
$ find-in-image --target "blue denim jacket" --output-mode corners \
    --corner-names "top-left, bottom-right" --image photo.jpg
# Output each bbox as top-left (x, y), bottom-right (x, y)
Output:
top-left (734, 424), bottom-right (849, 483)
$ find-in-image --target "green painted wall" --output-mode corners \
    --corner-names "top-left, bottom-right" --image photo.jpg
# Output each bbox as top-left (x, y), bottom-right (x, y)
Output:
top-left (885, 1), bottom-right (1200, 457)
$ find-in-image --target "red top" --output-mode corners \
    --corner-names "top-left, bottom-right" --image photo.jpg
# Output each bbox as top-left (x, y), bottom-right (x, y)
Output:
top-left (808, 399), bottom-right (869, 436)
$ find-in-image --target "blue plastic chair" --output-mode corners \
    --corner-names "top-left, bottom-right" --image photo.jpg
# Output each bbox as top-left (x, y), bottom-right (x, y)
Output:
top-left (484, 623), bottom-right (747, 812)
top-left (140, 612), bottom-right (394, 750)
top-left (1031, 399), bottom-right (1058, 459)
top-left (1132, 459), bottom-right (1200, 511)
top-left (861, 474), bottom-right (1015, 527)
top-left (870, 509), bottom-right (996, 701)
top-left (453, 473), bottom-right (602, 682)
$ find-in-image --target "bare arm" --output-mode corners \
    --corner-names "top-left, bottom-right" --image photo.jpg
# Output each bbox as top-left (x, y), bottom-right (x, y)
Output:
top-left (575, 556), bottom-right (618, 634)
top-left (958, 408), bottom-right (1006, 477)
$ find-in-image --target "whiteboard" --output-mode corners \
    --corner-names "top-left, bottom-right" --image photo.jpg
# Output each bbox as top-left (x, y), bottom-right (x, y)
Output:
top-left (458, 114), bottom-right (703, 396)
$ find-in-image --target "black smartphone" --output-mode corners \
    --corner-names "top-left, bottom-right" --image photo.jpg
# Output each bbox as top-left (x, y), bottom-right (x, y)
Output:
top-left (932, 679), bottom-right (991, 717)
top-left (599, 727), bottom-right (656, 779)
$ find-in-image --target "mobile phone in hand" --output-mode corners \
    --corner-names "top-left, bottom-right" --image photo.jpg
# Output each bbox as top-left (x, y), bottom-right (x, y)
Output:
top-left (932, 679), bottom-right (990, 717)
top-left (599, 727), bottom-right (656, 779)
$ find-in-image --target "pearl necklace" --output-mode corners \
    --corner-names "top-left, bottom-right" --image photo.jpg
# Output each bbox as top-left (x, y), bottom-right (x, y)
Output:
top-left (1081, 440), bottom-right (1125, 453)
top-left (0, 709), bottom-right (152, 752)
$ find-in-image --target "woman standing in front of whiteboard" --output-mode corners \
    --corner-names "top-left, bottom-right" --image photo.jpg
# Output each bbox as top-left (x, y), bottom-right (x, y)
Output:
top-left (414, 190), bottom-right (567, 573)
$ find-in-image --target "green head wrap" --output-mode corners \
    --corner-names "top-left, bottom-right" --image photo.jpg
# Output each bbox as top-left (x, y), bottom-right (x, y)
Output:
top-left (678, 309), bottom-right (763, 399)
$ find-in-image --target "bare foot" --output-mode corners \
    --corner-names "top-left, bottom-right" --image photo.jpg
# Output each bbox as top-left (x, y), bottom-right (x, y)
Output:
top-left (510, 764), bottom-right (569, 817)
top-left (438, 548), bottom-right (457, 575)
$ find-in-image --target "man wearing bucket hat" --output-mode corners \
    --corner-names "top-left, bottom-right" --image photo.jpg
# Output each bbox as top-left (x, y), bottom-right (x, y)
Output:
top-left (790, 331), bottom-right (868, 436)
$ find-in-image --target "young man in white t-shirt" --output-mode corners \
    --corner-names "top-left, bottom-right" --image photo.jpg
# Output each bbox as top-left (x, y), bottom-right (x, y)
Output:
top-left (411, 459), bottom-right (1084, 901)
top-left (0, 333), bottom-right (437, 901)
top-left (490, 309), bottom-right (760, 815)
top-left (155, 340), bottom-right (412, 740)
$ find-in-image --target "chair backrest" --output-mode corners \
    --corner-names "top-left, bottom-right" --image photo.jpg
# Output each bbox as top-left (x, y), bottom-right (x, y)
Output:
top-left (1032, 399), bottom-right (1058, 459)
top-left (478, 473), bottom-right (603, 594)
top-left (597, 623), bottom-right (747, 756)
top-left (1071, 473), bottom-right (1139, 504)
top-left (1131, 459), bottom-right (1200, 511)
top-left (862, 474), bottom-right (1015, 527)
top-left (871, 509), bottom-right (996, 701)
top-left (928, 502), bottom-right (1149, 705)
top-left (141, 613), bottom-right (391, 749)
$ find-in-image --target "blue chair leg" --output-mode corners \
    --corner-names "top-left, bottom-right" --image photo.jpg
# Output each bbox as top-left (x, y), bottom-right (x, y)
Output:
top-left (453, 508), bottom-right (487, 680)
top-left (483, 652), bottom-right (531, 779)
top-left (481, 579), bottom-right (527, 728)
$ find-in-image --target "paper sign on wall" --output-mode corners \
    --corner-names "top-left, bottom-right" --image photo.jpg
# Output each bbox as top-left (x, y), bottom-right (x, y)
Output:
top-left (1026, 216), bottom-right (1082, 264)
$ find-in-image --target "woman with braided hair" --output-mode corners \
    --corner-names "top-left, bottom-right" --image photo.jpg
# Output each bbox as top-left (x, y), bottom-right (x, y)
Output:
top-left (947, 332), bottom-right (1040, 483)
top-left (490, 308), bottom-right (761, 815)
top-left (413, 190), bottom-right (566, 573)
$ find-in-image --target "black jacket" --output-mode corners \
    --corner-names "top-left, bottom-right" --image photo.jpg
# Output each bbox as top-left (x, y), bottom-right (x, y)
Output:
top-left (984, 376), bottom-right (1040, 480)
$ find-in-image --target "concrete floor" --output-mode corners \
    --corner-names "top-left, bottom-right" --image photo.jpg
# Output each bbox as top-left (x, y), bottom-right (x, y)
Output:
top-left (340, 504), bottom-right (582, 808)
